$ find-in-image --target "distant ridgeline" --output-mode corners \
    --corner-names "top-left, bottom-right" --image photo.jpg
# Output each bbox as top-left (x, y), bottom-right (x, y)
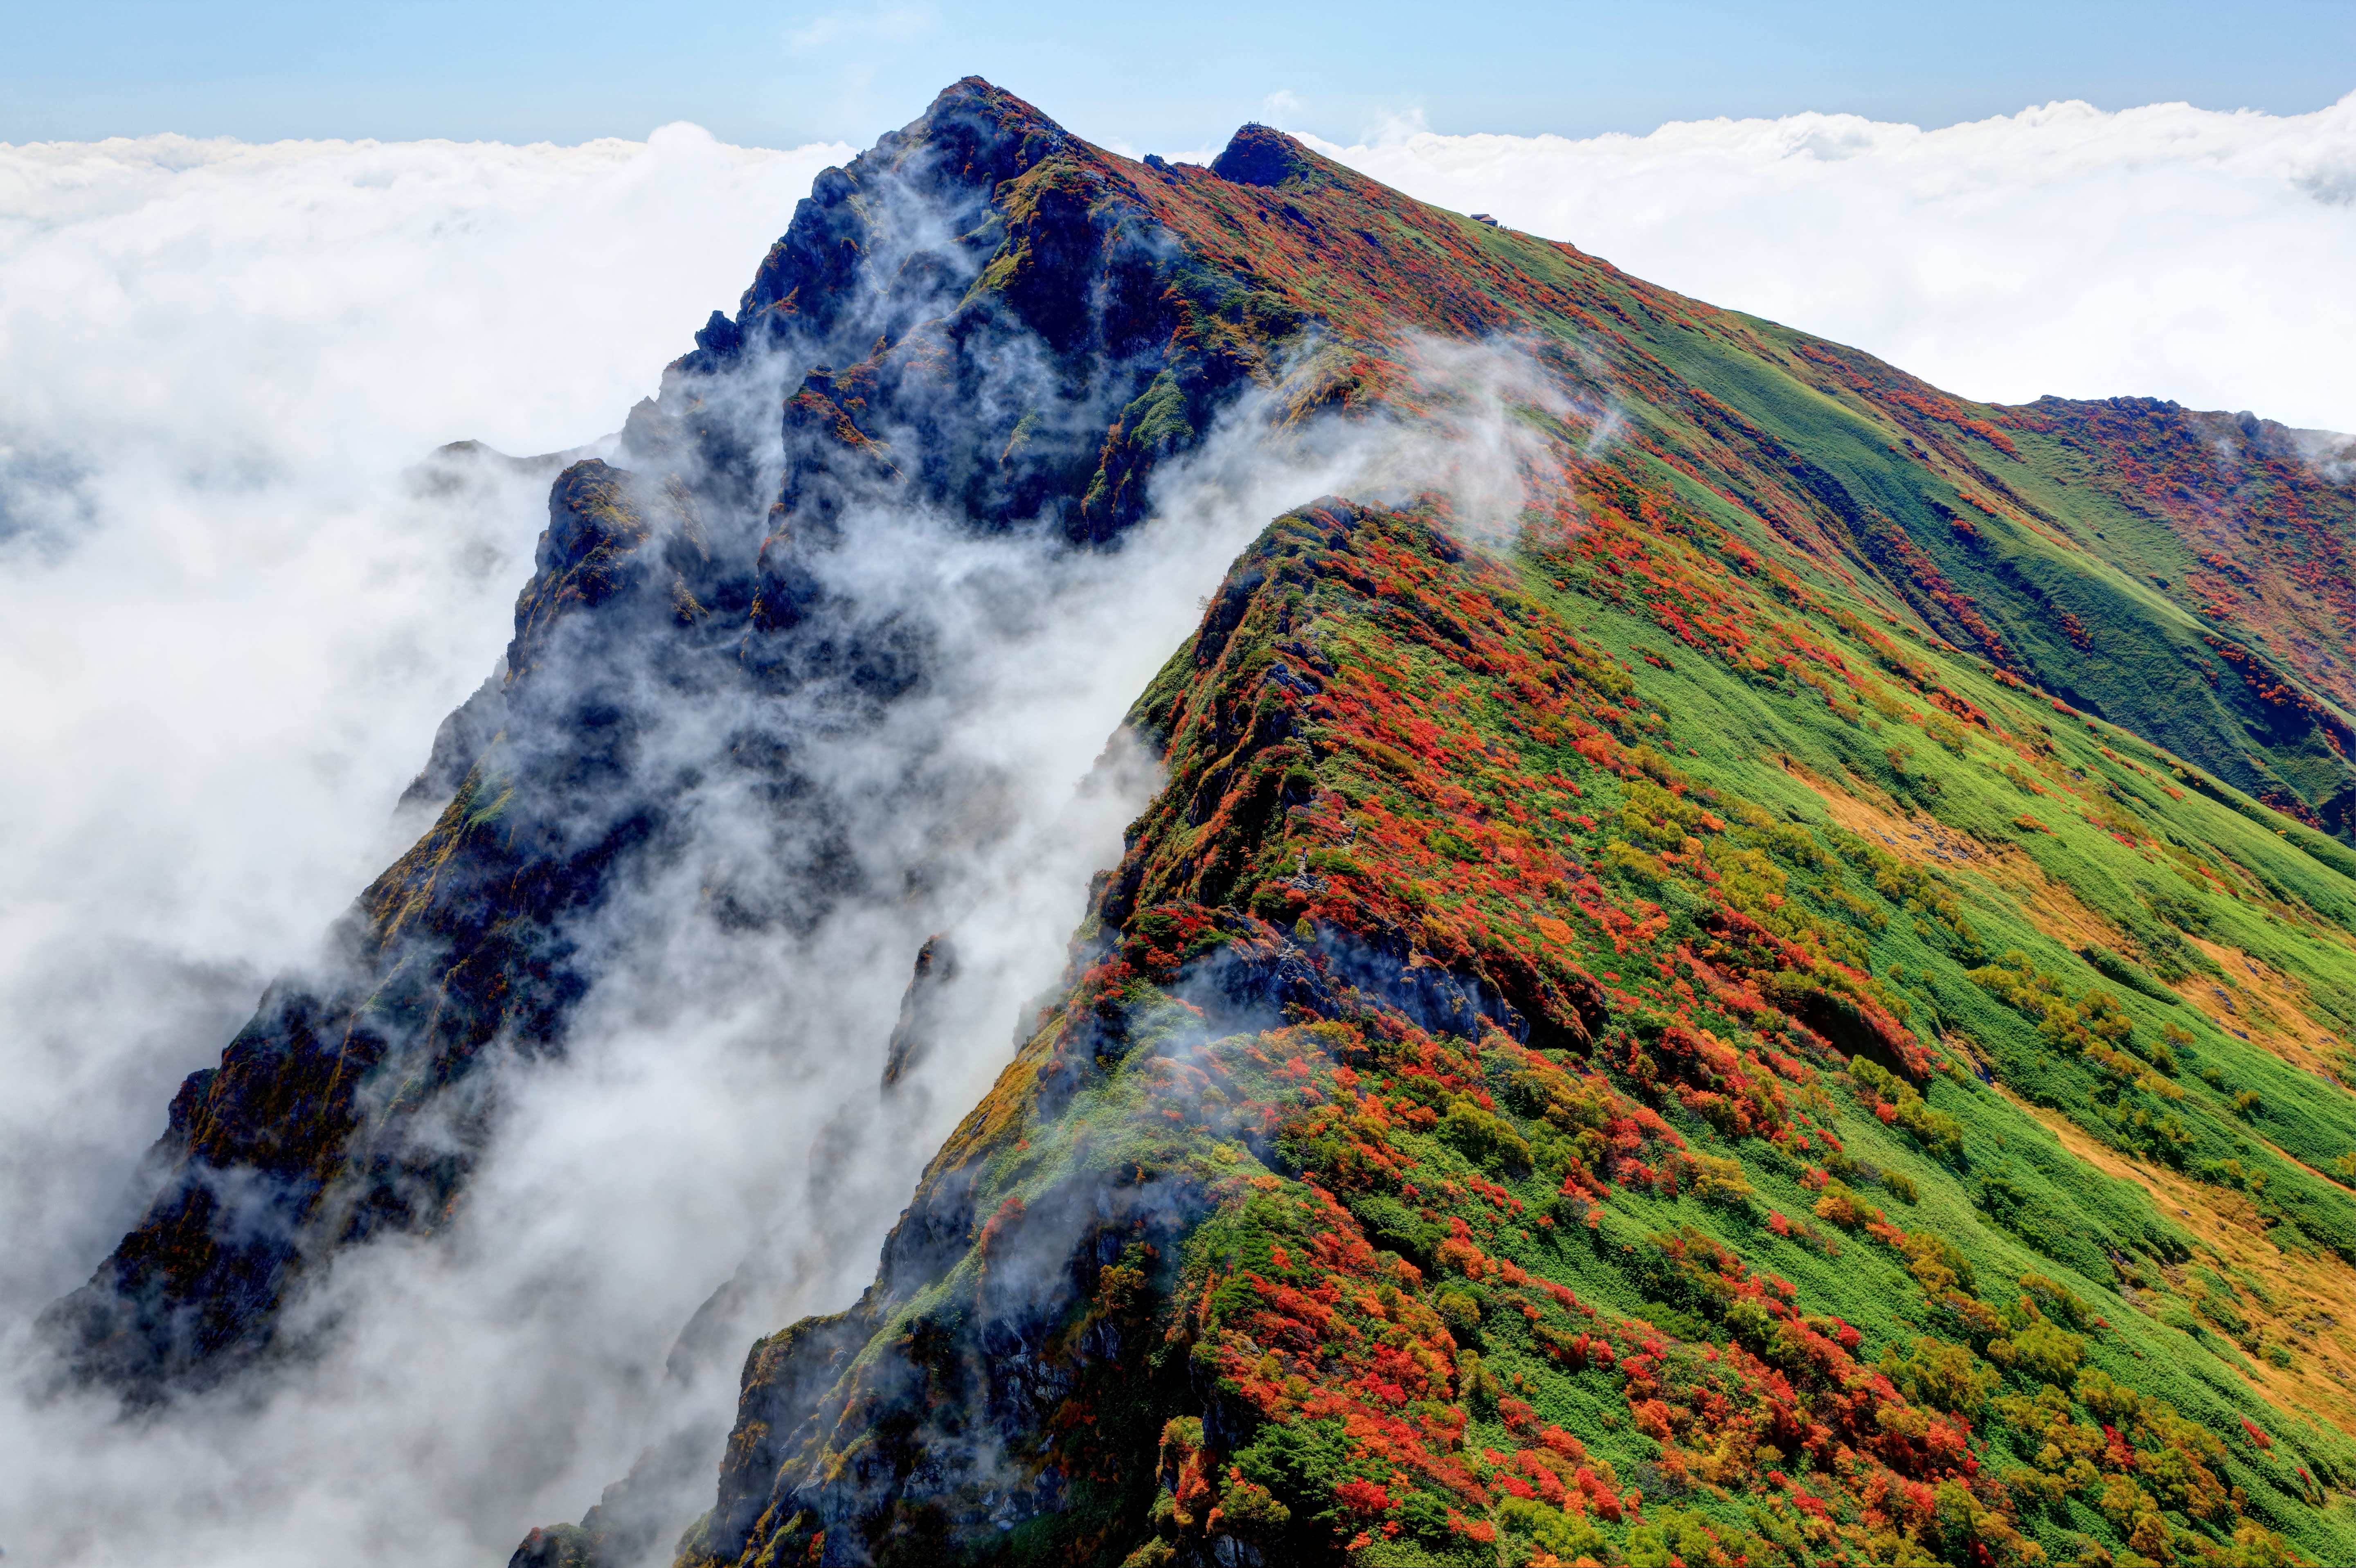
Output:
top-left (47, 76), bottom-right (2356, 1568)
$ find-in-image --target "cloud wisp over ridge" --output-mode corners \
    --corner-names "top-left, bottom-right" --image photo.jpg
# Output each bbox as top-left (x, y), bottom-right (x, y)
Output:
top-left (0, 123), bottom-right (852, 1565)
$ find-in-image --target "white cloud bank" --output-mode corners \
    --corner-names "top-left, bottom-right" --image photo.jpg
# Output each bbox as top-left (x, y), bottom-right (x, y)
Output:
top-left (2, 94), bottom-right (2353, 1565)
top-left (1306, 91), bottom-right (2356, 432)
top-left (0, 121), bottom-right (852, 1314)
top-left (0, 125), bottom-right (854, 1564)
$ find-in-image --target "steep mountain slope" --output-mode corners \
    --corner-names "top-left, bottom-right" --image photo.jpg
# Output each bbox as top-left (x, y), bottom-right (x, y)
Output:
top-left (40, 76), bottom-right (2356, 1567)
top-left (1994, 398), bottom-right (2356, 833)
top-left (618, 479), bottom-right (2356, 1567)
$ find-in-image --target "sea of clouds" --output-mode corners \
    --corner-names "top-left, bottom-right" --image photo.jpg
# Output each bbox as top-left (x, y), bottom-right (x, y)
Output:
top-left (1304, 90), bottom-right (2356, 434)
top-left (0, 124), bottom-right (867, 1565)
top-left (0, 121), bottom-right (847, 1322)
top-left (0, 90), bottom-right (2350, 1565)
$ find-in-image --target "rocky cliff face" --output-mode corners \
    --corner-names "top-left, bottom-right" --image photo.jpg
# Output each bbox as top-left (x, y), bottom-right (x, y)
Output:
top-left (45, 76), bottom-right (1303, 1396)
top-left (47, 77), bottom-right (2356, 1568)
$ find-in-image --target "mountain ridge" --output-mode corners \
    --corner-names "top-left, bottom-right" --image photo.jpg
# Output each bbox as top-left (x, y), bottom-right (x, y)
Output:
top-left (32, 77), bottom-right (2356, 1568)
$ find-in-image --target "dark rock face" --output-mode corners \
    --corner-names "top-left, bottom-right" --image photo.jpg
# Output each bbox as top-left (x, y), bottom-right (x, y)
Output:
top-left (45, 486), bottom-right (675, 1385)
top-left (672, 1142), bottom-right (1211, 1568)
top-left (47, 77), bottom-right (1301, 1400)
top-left (883, 935), bottom-right (960, 1087)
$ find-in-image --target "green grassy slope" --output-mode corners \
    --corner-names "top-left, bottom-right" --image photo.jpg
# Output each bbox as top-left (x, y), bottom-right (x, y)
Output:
top-left (668, 492), bottom-right (2356, 1568)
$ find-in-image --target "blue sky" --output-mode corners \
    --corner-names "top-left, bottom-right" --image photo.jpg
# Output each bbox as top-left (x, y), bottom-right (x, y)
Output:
top-left (6, 0), bottom-right (2352, 149)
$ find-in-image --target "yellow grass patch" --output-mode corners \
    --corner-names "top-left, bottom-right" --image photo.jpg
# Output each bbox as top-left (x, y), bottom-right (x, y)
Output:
top-left (1997, 1086), bottom-right (2356, 1435)
top-left (1775, 754), bottom-right (2123, 952)
top-left (2183, 936), bottom-right (2353, 1087)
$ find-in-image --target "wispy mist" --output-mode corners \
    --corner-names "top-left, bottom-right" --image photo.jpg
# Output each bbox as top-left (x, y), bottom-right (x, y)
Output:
top-left (0, 124), bottom-right (847, 1561)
